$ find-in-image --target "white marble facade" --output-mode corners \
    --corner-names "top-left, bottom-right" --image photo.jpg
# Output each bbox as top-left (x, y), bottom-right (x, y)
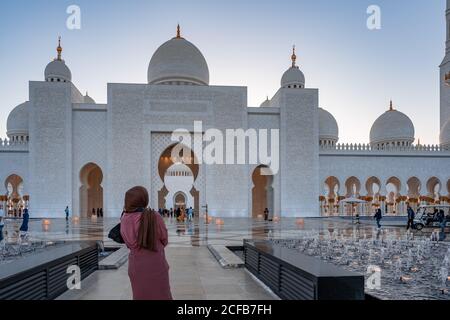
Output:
top-left (3, 5), bottom-right (450, 219)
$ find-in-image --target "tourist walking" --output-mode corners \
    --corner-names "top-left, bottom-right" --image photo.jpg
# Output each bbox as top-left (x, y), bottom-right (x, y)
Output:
top-left (20, 207), bottom-right (29, 235)
top-left (65, 206), bottom-right (70, 220)
top-left (374, 208), bottom-right (382, 229)
top-left (187, 207), bottom-right (193, 221)
top-left (438, 209), bottom-right (446, 241)
top-left (406, 205), bottom-right (415, 230)
top-left (120, 186), bottom-right (172, 300)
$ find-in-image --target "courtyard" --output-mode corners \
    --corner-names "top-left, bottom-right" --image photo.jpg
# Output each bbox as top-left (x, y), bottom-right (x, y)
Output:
top-left (2, 215), bottom-right (448, 300)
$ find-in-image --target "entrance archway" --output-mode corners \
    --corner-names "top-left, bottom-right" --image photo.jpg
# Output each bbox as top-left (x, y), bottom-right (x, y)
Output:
top-left (252, 165), bottom-right (274, 219)
top-left (79, 163), bottom-right (103, 218)
top-left (174, 192), bottom-right (187, 210)
top-left (158, 144), bottom-right (200, 214)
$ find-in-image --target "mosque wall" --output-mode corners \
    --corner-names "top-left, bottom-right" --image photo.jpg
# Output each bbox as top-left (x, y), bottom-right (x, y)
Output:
top-left (278, 88), bottom-right (320, 217)
top-left (247, 109), bottom-right (281, 218)
top-left (71, 107), bottom-right (107, 217)
top-left (28, 81), bottom-right (73, 217)
top-left (106, 83), bottom-right (249, 218)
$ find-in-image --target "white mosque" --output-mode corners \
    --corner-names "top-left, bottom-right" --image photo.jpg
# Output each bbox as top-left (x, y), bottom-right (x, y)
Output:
top-left (2, 5), bottom-right (450, 219)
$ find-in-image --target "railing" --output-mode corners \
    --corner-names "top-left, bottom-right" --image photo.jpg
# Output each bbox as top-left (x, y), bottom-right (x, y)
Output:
top-left (0, 138), bottom-right (29, 151)
top-left (320, 143), bottom-right (447, 153)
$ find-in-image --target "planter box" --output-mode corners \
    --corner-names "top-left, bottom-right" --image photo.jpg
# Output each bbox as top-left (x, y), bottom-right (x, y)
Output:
top-left (0, 242), bottom-right (98, 300)
top-left (244, 240), bottom-right (365, 300)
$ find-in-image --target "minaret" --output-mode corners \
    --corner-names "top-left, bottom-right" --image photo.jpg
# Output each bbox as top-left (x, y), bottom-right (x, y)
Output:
top-left (445, 0), bottom-right (450, 55)
top-left (440, 0), bottom-right (450, 129)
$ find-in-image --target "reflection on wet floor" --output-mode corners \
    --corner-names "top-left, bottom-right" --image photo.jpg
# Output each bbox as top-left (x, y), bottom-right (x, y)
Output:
top-left (0, 216), bottom-right (445, 249)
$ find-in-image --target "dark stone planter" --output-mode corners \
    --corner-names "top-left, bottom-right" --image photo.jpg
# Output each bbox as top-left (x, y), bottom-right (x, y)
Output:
top-left (0, 242), bottom-right (99, 300)
top-left (244, 240), bottom-right (365, 300)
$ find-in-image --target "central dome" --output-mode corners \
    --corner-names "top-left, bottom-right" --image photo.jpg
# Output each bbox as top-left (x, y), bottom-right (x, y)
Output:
top-left (147, 26), bottom-right (209, 85)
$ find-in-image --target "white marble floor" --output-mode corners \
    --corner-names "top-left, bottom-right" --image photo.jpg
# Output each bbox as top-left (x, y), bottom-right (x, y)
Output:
top-left (57, 246), bottom-right (277, 300)
top-left (2, 216), bottom-right (427, 300)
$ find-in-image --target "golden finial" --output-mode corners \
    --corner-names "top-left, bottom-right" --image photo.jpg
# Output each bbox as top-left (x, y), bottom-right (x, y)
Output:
top-left (176, 24), bottom-right (182, 39)
top-left (291, 45), bottom-right (297, 67)
top-left (56, 36), bottom-right (62, 60)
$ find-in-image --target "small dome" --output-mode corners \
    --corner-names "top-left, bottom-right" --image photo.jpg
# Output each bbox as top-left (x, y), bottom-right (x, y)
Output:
top-left (7, 102), bottom-right (29, 137)
top-left (260, 97), bottom-right (271, 107)
top-left (148, 26), bottom-right (209, 85)
top-left (281, 46), bottom-right (305, 89)
top-left (319, 108), bottom-right (339, 142)
top-left (84, 92), bottom-right (95, 104)
top-left (281, 67), bottom-right (305, 88)
top-left (45, 60), bottom-right (72, 82)
top-left (440, 119), bottom-right (450, 149)
top-left (44, 38), bottom-right (72, 83)
top-left (370, 102), bottom-right (415, 146)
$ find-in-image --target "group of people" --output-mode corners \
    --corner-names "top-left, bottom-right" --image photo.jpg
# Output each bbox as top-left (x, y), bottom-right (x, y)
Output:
top-left (158, 207), bottom-right (194, 222)
top-left (91, 208), bottom-right (104, 218)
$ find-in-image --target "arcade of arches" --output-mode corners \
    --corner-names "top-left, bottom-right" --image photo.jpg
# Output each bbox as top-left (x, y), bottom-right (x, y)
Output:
top-left (321, 176), bottom-right (450, 216)
top-left (1, 174), bottom-right (29, 217)
top-left (79, 163), bottom-right (103, 218)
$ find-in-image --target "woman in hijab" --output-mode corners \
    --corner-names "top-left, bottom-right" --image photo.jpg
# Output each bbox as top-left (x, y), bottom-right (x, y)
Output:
top-left (120, 186), bottom-right (172, 300)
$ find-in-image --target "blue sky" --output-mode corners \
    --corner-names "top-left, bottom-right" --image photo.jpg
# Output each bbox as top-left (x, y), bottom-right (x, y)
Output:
top-left (0, 0), bottom-right (446, 143)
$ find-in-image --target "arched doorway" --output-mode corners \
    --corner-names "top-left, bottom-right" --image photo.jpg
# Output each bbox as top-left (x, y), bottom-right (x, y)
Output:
top-left (407, 177), bottom-right (421, 211)
top-left (252, 165), bottom-right (274, 219)
top-left (365, 176), bottom-right (382, 214)
top-left (386, 177), bottom-right (401, 214)
top-left (79, 163), bottom-right (103, 218)
top-left (426, 177), bottom-right (441, 201)
top-left (158, 144), bottom-right (200, 214)
top-left (324, 177), bottom-right (340, 216)
top-left (345, 176), bottom-right (361, 198)
top-left (174, 192), bottom-right (187, 210)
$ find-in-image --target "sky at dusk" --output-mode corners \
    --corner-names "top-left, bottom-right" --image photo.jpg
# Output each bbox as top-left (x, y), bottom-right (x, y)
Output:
top-left (0, 0), bottom-right (446, 144)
